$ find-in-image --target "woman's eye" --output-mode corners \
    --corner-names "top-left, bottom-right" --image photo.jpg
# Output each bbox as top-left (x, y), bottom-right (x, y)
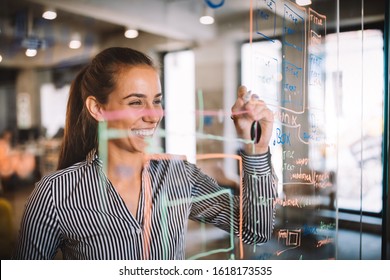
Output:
top-left (154, 99), bottom-right (163, 105)
top-left (128, 100), bottom-right (142, 106)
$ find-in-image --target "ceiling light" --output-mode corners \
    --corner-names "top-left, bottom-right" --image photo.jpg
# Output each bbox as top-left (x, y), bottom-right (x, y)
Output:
top-left (199, 6), bottom-right (215, 25)
top-left (25, 49), bottom-right (37, 57)
top-left (69, 39), bottom-right (81, 49)
top-left (42, 8), bottom-right (57, 20)
top-left (296, 0), bottom-right (312, 6)
top-left (69, 33), bottom-right (82, 49)
top-left (0, 54), bottom-right (2, 63)
top-left (200, 15), bottom-right (214, 25)
top-left (124, 27), bottom-right (139, 39)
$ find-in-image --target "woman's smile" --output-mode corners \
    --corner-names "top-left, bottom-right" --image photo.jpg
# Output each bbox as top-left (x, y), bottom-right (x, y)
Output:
top-left (128, 128), bottom-right (156, 137)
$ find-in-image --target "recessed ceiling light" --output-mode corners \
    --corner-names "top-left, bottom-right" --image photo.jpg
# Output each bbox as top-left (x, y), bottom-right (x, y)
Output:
top-left (42, 8), bottom-right (57, 20)
top-left (200, 15), bottom-right (214, 25)
top-left (69, 40), bottom-right (81, 49)
top-left (25, 49), bottom-right (37, 57)
top-left (124, 28), bottom-right (139, 39)
top-left (296, 0), bottom-right (312, 6)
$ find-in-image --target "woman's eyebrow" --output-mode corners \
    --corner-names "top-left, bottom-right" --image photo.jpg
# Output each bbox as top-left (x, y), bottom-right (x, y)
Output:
top-left (123, 93), bottom-right (163, 99)
top-left (122, 93), bottom-right (145, 99)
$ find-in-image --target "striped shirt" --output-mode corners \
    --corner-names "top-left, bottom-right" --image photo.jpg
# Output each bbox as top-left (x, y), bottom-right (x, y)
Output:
top-left (14, 150), bottom-right (277, 260)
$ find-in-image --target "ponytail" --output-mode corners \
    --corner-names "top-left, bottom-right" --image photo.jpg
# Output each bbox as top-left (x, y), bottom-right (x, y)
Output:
top-left (57, 66), bottom-right (97, 170)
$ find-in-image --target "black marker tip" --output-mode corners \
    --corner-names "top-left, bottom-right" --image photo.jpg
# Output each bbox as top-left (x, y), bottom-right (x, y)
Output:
top-left (250, 121), bottom-right (262, 144)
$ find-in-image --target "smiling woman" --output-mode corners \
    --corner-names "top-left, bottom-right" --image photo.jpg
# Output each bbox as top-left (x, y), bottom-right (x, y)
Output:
top-left (13, 47), bottom-right (277, 260)
top-left (86, 65), bottom-right (164, 155)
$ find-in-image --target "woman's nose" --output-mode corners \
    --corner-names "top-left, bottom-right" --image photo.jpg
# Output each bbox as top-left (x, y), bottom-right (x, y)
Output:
top-left (142, 106), bottom-right (163, 123)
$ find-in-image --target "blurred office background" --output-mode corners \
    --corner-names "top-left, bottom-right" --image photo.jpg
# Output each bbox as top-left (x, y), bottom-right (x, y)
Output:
top-left (0, 0), bottom-right (389, 260)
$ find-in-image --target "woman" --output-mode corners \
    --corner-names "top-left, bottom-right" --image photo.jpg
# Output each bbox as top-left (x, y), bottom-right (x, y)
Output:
top-left (14, 47), bottom-right (277, 260)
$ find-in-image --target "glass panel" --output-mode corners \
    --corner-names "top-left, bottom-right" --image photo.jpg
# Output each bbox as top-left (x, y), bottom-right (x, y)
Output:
top-left (239, 0), bottom-right (337, 260)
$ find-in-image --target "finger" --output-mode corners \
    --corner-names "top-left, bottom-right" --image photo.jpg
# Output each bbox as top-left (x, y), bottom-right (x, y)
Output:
top-left (231, 86), bottom-right (248, 115)
top-left (251, 94), bottom-right (260, 101)
top-left (245, 100), bottom-right (269, 121)
top-left (237, 85), bottom-right (247, 99)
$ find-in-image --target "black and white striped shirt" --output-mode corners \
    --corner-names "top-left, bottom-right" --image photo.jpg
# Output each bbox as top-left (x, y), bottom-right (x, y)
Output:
top-left (14, 150), bottom-right (277, 260)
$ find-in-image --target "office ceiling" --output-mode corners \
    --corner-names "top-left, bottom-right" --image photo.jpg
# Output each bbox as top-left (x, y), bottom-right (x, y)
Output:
top-left (0, 0), bottom-right (386, 69)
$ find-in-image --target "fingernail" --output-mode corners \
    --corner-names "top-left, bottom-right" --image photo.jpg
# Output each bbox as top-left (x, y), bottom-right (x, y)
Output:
top-left (244, 90), bottom-right (252, 102)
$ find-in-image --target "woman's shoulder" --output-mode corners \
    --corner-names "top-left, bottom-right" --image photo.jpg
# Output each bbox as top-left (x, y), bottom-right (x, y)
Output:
top-left (36, 160), bottom-right (89, 188)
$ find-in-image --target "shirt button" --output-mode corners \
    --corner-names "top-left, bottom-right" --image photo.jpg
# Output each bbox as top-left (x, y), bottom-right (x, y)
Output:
top-left (136, 229), bottom-right (142, 234)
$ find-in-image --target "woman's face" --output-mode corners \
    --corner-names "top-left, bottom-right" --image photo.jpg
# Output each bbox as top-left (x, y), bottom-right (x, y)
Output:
top-left (103, 65), bottom-right (163, 153)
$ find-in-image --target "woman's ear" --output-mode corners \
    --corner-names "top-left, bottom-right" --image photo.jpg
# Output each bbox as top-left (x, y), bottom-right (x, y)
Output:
top-left (85, 96), bottom-right (104, 121)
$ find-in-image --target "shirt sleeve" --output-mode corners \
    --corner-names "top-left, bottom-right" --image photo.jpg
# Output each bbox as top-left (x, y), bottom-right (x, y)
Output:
top-left (13, 177), bottom-right (62, 259)
top-left (188, 149), bottom-right (277, 245)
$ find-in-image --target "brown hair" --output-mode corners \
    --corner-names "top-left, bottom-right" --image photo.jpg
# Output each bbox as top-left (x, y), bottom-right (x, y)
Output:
top-left (57, 47), bottom-right (156, 170)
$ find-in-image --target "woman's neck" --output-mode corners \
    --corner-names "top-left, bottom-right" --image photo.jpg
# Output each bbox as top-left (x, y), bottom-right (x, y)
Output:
top-left (106, 145), bottom-right (146, 182)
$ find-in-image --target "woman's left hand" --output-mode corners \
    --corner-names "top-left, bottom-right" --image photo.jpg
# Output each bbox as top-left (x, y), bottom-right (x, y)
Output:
top-left (231, 85), bottom-right (274, 154)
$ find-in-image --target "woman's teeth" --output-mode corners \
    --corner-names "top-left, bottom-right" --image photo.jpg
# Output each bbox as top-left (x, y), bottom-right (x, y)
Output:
top-left (130, 129), bottom-right (154, 137)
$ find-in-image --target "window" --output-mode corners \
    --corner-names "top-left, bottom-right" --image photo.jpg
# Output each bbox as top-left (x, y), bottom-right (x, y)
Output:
top-left (163, 50), bottom-right (196, 163)
top-left (325, 30), bottom-right (384, 213)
